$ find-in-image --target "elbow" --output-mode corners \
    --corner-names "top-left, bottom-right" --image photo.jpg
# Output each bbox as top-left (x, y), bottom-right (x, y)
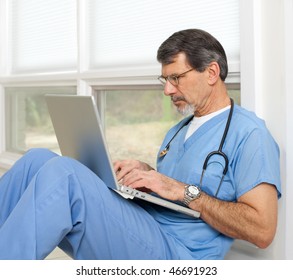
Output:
top-left (256, 238), bottom-right (273, 249)
top-left (254, 227), bottom-right (276, 249)
top-left (253, 208), bottom-right (278, 249)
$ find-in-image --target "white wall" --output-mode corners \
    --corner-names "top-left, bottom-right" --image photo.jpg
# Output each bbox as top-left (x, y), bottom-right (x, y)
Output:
top-left (284, 0), bottom-right (293, 260)
top-left (226, 0), bottom-right (292, 259)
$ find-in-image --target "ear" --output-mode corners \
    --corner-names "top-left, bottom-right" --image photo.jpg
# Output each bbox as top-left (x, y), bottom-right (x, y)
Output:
top-left (207, 62), bottom-right (220, 85)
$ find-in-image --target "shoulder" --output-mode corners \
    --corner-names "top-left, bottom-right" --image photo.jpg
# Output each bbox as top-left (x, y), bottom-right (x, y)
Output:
top-left (229, 106), bottom-right (281, 198)
top-left (231, 105), bottom-right (276, 142)
top-left (233, 105), bottom-right (266, 129)
top-left (228, 105), bottom-right (280, 172)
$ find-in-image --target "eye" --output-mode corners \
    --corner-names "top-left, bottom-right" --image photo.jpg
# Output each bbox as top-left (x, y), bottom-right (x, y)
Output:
top-left (168, 75), bottom-right (178, 85)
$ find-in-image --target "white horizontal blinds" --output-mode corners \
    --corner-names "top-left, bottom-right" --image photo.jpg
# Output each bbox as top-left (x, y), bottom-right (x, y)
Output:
top-left (9, 0), bottom-right (77, 74)
top-left (87, 0), bottom-right (240, 71)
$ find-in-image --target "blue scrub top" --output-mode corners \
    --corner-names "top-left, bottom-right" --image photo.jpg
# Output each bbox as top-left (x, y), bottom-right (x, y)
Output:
top-left (141, 104), bottom-right (281, 259)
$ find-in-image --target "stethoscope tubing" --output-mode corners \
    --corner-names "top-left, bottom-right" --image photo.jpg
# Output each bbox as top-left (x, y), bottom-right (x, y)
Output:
top-left (160, 98), bottom-right (234, 198)
top-left (202, 98), bottom-right (234, 176)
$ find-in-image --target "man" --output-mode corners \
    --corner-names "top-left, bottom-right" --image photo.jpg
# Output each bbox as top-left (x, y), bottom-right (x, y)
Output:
top-left (0, 29), bottom-right (281, 259)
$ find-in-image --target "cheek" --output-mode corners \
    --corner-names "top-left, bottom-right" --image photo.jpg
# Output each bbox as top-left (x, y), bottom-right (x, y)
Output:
top-left (189, 83), bottom-right (209, 102)
top-left (183, 88), bottom-right (199, 104)
top-left (177, 85), bottom-right (193, 101)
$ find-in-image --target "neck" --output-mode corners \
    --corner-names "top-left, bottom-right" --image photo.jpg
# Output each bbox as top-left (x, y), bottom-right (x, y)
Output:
top-left (194, 96), bottom-right (230, 117)
top-left (194, 81), bottom-right (231, 117)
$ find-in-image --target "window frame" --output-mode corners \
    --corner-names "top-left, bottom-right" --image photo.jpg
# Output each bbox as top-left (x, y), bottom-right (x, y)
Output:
top-left (0, 0), bottom-right (240, 170)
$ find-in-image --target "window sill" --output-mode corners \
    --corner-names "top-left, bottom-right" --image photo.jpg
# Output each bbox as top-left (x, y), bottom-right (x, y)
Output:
top-left (0, 151), bottom-right (22, 176)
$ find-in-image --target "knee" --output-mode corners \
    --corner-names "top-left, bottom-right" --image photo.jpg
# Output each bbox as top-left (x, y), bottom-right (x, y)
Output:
top-left (39, 155), bottom-right (81, 177)
top-left (39, 155), bottom-right (106, 193)
top-left (23, 148), bottom-right (59, 168)
top-left (4, 149), bottom-right (60, 185)
top-left (26, 148), bottom-right (58, 159)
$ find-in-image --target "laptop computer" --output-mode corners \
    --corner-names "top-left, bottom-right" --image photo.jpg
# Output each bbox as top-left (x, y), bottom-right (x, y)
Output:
top-left (45, 94), bottom-right (200, 218)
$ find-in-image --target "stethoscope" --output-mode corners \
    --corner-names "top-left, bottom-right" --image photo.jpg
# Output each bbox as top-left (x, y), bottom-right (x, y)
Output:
top-left (159, 98), bottom-right (234, 198)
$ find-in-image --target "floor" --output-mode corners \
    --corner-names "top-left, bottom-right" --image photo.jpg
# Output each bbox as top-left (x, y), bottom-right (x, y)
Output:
top-left (46, 247), bottom-right (72, 260)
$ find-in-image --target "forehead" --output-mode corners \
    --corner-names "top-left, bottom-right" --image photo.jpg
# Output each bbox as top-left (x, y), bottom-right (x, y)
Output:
top-left (161, 52), bottom-right (191, 75)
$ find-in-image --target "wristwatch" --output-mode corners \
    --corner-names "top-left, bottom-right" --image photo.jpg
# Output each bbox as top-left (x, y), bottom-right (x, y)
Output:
top-left (183, 185), bottom-right (201, 206)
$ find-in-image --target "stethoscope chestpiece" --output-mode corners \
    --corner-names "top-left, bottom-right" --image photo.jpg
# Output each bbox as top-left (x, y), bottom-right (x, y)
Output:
top-left (159, 148), bottom-right (168, 158)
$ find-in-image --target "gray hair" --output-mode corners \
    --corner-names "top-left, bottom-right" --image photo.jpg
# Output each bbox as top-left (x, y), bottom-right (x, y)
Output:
top-left (157, 29), bottom-right (228, 81)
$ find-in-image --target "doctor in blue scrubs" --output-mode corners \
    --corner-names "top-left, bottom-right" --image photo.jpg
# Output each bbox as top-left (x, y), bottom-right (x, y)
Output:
top-left (0, 29), bottom-right (281, 259)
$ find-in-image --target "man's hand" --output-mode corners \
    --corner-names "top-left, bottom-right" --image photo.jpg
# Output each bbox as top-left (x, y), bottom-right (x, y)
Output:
top-left (114, 159), bottom-right (154, 180)
top-left (113, 159), bottom-right (185, 201)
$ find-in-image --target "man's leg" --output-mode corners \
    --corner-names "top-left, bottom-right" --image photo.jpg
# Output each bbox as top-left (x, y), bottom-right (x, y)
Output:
top-left (56, 157), bottom-right (179, 260)
top-left (0, 148), bottom-right (58, 226)
top-left (0, 151), bottom-right (179, 260)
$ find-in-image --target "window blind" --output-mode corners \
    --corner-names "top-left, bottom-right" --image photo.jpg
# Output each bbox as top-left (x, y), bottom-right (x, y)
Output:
top-left (8, 0), bottom-right (239, 74)
top-left (86, 0), bottom-right (240, 72)
top-left (9, 0), bottom-right (77, 74)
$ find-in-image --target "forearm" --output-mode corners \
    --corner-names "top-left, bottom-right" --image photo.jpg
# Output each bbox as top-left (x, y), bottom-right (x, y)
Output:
top-left (194, 193), bottom-right (260, 244)
top-left (189, 191), bottom-right (277, 248)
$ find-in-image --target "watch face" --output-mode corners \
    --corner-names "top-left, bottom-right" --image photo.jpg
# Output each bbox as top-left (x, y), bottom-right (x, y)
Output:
top-left (188, 186), bottom-right (199, 196)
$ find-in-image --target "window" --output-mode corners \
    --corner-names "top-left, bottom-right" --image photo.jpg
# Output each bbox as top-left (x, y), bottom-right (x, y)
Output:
top-left (98, 87), bottom-right (240, 168)
top-left (86, 0), bottom-right (240, 72)
top-left (0, 0), bottom-right (240, 172)
top-left (5, 87), bottom-right (76, 153)
top-left (9, 0), bottom-right (77, 74)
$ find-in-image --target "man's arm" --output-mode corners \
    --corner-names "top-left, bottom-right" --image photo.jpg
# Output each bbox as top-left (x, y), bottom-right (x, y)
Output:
top-left (118, 163), bottom-right (278, 248)
top-left (190, 183), bottom-right (278, 248)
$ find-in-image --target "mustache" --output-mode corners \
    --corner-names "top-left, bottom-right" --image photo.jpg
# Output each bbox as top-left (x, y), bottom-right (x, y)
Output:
top-left (171, 96), bottom-right (186, 102)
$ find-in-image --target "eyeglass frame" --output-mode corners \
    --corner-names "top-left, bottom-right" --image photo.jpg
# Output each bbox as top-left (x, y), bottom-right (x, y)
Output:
top-left (158, 68), bottom-right (194, 86)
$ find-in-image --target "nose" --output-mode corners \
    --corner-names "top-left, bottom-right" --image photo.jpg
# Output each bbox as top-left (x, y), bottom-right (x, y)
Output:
top-left (163, 80), bottom-right (177, 96)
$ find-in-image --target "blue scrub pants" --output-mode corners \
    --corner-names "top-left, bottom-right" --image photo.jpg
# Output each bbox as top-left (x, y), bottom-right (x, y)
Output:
top-left (0, 148), bottom-right (179, 260)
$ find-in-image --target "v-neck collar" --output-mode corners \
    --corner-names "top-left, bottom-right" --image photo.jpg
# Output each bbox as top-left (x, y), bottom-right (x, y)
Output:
top-left (182, 109), bottom-right (231, 152)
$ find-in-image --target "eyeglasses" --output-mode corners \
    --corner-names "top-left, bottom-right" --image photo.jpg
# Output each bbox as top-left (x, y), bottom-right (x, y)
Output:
top-left (158, 68), bottom-right (194, 87)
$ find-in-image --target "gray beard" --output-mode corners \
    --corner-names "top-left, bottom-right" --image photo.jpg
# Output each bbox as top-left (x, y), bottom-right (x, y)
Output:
top-left (177, 104), bottom-right (195, 116)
